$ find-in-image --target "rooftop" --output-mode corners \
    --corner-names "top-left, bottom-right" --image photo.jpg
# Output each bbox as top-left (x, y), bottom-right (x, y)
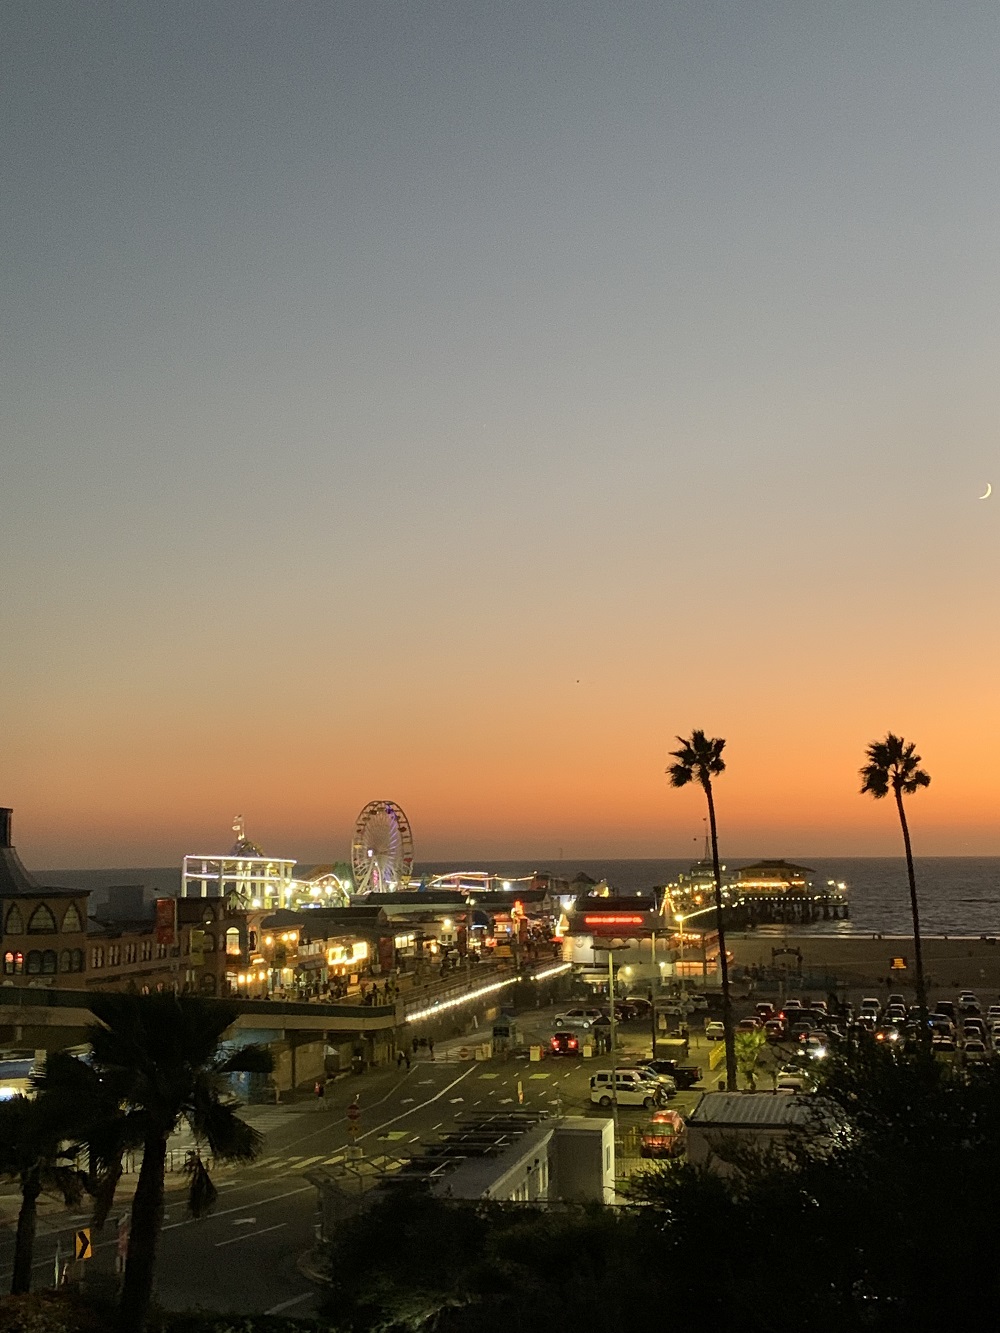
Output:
top-left (689, 1091), bottom-right (825, 1128)
top-left (0, 809), bottom-right (80, 900)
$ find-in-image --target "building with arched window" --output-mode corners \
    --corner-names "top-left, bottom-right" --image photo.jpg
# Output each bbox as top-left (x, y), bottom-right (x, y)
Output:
top-left (0, 809), bottom-right (90, 989)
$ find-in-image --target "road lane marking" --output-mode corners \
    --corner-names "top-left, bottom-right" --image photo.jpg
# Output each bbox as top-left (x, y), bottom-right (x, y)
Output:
top-left (322, 1155), bottom-right (344, 1165)
top-left (215, 1222), bottom-right (287, 1248)
top-left (356, 1068), bottom-right (476, 1144)
top-left (528, 1074), bottom-right (549, 1080)
top-left (266, 1293), bottom-right (314, 1314)
top-left (431, 1121), bottom-right (442, 1131)
top-left (478, 1073), bottom-right (499, 1080)
top-left (162, 1186), bottom-right (312, 1232)
top-left (294, 1156), bottom-right (324, 1168)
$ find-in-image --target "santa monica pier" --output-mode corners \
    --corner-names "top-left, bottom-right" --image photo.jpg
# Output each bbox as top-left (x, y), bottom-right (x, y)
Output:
top-left (0, 800), bottom-right (860, 1097)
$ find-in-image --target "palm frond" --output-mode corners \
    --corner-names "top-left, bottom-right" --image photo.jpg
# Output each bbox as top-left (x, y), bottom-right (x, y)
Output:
top-left (668, 730), bottom-right (726, 787)
top-left (216, 1043), bottom-right (274, 1077)
top-left (191, 1098), bottom-right (263, 1164)
top-left (861, 733), bottom-right (931, 800)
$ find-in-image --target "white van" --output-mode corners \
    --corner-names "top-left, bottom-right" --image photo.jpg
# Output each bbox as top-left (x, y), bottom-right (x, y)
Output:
top-left (590, 1069), bottom-right (663, 1109)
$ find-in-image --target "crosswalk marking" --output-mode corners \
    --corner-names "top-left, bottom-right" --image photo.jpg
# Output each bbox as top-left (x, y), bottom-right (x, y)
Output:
top-left (294, 1156), bottom-right (324, 1168)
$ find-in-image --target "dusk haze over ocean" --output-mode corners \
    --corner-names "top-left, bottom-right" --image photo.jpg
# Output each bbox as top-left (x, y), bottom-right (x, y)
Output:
top-left (4, 2), bottom-right (999, 868)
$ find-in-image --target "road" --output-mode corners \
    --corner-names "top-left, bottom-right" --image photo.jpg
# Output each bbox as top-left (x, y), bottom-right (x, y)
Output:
top-left (0, 999), bottom-right (694, 1315)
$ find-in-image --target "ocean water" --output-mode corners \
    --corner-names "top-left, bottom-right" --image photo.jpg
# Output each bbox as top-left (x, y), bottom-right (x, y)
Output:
top-left (41, 858), bottom-right (1000, 939)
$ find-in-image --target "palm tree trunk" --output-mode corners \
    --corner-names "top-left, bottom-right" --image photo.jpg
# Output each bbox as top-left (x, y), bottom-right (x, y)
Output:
top-left (118, 1132), bottom-right (166, 1333)
top-left (895, 789), bottom-right (928, 1033)
top-left (704, 779), bottom-right (737, 1091)
top-left (11, 1169), bottom-right (41, 1295)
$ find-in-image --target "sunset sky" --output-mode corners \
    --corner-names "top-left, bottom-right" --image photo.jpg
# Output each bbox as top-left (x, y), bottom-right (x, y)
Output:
top-left (4, 2), bottom-right (999, 869)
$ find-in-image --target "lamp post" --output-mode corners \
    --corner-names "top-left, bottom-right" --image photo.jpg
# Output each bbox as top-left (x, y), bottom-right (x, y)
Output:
top-left (677, 914), bottom-right (689, 1040)
top-left (607, 946), bottom-right (619, 1137)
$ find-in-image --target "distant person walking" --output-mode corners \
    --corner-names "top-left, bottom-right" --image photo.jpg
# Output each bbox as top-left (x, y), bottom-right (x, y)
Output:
top-left (428, 1037), bottom-right (435, 1060)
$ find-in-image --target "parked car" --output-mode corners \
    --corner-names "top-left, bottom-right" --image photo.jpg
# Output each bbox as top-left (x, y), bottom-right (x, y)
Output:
top-left (737, 1017), bottom-right (761, 1033)
top-left (764, 1019), bottom-right (786, 1043)
top-left (549, 1032), bottom-right (580, 1056)
top-left (800, 1035), bottom-right (828, 1059)
top-left (932, 1035), bottom-right (957, 1052)
top-left (860, 997), bottom-right (881, 1016)
top-left (645, 1059), bottom-right (702, 1089)
top-left (624, 996), bottom-right (653, 1018)
top-left (963, 1038), bottom-right (988, 1061)
top-left (705, 1021), bottom-right (725, 1041)
top-left (775, 1064), bottom-right (816, 1092)
top-left (935, 1001), bottom-right (956, 1020)
top-left (887, 994), bottom-right (906, 1008)
top-left (554, 1008), bottom-right (606, 1030)
top-left (590, 1069), bottom-right (664, 1109)
top-left (635, 1065), bottom-right (678, 1096)
top-left (688, 994), bottom-right (709, 1011)
top-left (811, 1000), bottom-right (829, 1015)
top-left (754, 1003), bottom-right (776, 1023)
top-left (640, 1109), bottom-right (686, 1159)
top-left (986, 1005), bottom-right (1000, 1023)
top-left (963, 1018), bottom-right (987, 1038)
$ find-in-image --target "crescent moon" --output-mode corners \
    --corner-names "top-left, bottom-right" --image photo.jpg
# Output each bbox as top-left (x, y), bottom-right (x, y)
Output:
top-left (980, 483), bottom-right (992, 499)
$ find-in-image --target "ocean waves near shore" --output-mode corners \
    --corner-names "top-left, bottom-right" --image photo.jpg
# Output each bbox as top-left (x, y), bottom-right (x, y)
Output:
top-left (41, 858), bottom-right (1000, 939)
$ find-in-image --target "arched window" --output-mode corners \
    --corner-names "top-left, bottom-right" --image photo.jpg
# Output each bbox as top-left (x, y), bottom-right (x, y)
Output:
top-left (5, 906), bottom-right (24, 935)
top-left (3, 953), bottom-right (14, 976)
top-left (62, 903), bottom-right (82, 933)
top-left (225, 928), bottom-right (241, 957)
top-left (202, 906), bottom-right (216, 924)
top-left (41, 950), bottom-right (57, 975)
top-left (71, 949), bottom-right (84, 972)
top-left (203, 933), bottom-right (215, 952)
top-left (26, 951), bottom-right (42, 975)
top-left (27, 905), bottom-right (57, 934)
top-left (60, 950), bottom-right (72, 973)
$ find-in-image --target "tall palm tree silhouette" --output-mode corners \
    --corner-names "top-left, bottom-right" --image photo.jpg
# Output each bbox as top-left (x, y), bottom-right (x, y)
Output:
top-left (860, 733), bottom-right (932, 1029)
top-left (668, 730), bottom-right (736, 1090)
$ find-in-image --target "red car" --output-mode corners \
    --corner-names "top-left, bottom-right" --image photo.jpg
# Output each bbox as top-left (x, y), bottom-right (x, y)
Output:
top-left (550, 1032), bottom-right (580, 1055)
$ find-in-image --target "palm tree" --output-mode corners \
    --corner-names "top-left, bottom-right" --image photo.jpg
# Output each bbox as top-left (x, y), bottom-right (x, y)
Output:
top-left (32, 1048), bottom-right (144, 1251)
top-left (82, 993), bottom-right (273, 1333)
top-left (860, 733), bottom-right (932, 1029)
top-left (0, 1094), bottom-right (88, 1293)
top-left (667, 730), bottom-right (736, 1091)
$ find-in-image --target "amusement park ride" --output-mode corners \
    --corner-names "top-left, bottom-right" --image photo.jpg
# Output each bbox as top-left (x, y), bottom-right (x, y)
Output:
top-left (350, 800), bottom-right (414, 893)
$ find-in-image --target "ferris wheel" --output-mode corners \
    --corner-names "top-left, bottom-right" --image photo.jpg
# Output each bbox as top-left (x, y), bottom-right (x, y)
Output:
top-left (351, 800), bottom-right (414, 894)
